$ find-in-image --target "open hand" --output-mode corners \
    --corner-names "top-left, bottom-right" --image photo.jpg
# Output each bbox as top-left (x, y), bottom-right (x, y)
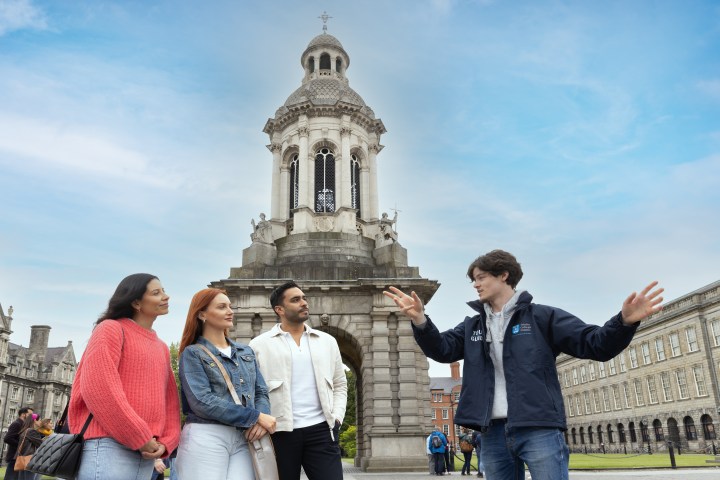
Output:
top-left (383, 286), bottom-right (425, 324)
top-left (621, 281), bottom-right (664, 325)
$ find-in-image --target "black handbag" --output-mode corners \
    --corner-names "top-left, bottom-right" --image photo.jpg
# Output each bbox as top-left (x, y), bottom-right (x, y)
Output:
top-left (25, 406), bottom-right (92, 480)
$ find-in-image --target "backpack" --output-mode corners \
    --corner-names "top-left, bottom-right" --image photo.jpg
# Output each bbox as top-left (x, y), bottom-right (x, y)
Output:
top-left (460, 439), bottom-right (474, 453)
top-left (431, 435), bottom-right (442, 448)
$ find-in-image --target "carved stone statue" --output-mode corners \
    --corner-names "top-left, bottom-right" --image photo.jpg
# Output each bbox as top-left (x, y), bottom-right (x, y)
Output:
top-left (251, 213), bottom-right (273, 244)
top-left (376, 211), bottom-right (398, 245)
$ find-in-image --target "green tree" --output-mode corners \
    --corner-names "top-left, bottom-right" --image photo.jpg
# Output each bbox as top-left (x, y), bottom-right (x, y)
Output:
top-left (339, 425), bottom-right (357, 458)
top-left (341, 369), bottom-right (356, 433)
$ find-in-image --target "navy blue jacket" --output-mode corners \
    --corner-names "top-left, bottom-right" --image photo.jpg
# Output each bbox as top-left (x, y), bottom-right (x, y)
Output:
top-left (413, 291), bottom-right (637, 431)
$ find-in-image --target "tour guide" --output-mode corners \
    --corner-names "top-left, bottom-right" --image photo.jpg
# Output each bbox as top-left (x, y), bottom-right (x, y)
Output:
top-left (384, 249), bottom-right (664, 480)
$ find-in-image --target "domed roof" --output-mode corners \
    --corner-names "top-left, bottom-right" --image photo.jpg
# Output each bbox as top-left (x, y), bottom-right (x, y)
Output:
top-left (284, 78), bottom-right (366, 109)
top-left (306, 33), bottom-right (345, 51)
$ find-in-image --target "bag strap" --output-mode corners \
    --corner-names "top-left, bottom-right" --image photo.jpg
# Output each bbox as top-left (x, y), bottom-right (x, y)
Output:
top-left (197, 344), bottom-right (242, 406)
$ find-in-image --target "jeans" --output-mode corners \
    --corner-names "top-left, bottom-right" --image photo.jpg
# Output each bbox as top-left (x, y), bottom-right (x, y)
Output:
top-left (271, 421), bottom-right (342, 480)
top-left (175, 423), bottom-right (253, 480)
top-left (481, 423), bottom-right (569, 480)
top-left (475, 445), bottom-right (484, 474)
top-left (461, 451), bottom-right (472, 474)
top-left (76, 438), bottom-right (154, 480)
top-left (433, 452), bottom-right (444, 474)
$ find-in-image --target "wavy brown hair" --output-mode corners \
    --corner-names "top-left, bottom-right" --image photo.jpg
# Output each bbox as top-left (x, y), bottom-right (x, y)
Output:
top-left (179, 288), bottom-right (230, 354)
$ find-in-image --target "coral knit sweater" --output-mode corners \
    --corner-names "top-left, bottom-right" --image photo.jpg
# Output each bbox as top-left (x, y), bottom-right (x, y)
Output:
top-left (69, 318), bottom-right (181, 453)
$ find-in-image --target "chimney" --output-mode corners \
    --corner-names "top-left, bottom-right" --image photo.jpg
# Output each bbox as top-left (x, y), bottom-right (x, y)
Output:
top-left (29, 325), bottom-right (51, 359)
top-left (450, 361), bottom-right (460, 380)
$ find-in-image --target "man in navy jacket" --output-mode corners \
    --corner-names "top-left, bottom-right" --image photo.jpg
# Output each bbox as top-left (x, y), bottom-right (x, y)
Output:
top-left (385, 249), bottom-right (663, 480)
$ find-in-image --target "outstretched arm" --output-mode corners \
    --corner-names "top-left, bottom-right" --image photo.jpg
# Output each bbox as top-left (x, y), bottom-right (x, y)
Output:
top-left (621, 281), bottom-right (664, 325)
top-left (383, 286), bottom-right (426, 325)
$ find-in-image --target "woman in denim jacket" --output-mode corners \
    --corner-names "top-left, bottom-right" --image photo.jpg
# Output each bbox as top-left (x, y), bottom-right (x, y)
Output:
top-left (175, 288), bottom-right (276, 480)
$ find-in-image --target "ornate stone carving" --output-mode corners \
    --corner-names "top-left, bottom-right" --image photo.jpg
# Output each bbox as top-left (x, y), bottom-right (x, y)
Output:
top-left (340, 127), bottom-right (352, 137)
top-left (298, 126), bottom-right (309, 137)
top-left (315, 216), bottom-right (334, 232)
top-left (270, 143), bottom-right (283, 153)
top-left (368, 143), bottom-right (380, 154)
top-left (250, 213), bottom-right (273, 244)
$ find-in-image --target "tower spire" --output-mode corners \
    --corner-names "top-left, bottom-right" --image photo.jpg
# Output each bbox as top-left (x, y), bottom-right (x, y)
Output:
top-left (318, 11), bottom-right (332, 33)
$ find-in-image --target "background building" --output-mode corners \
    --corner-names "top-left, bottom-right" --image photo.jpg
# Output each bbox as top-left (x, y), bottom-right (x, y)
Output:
top-left (0, 303), bottom-right (76, 462)
top-left (429, 362), bottom-right (462, 447)
top-left (559, 280), bottom-right (720, 453)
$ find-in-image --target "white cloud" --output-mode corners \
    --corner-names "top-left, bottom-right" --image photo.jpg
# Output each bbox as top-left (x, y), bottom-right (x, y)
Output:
top-left (0, 0), bottom-right (46, 36)
top-left (696, 79), bottom-right (720, 101)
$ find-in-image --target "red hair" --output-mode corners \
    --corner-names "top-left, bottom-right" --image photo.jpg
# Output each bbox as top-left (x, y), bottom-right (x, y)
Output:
top-left (179, 288), bottom-right (229, 355)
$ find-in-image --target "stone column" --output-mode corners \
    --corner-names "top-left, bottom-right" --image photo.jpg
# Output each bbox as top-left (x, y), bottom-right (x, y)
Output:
top-left (369, 311), bottom-right (393, 432)
top-left (269, 143), bottom-right (283, 220)
top-left (368, 143), bottom-right (380, 219)
top-left (340, 127), bottom-right (352, 209)
top-left (298, 125), bottom-right (310, 209)
top-left (279, 164), bottom-right (290, 221)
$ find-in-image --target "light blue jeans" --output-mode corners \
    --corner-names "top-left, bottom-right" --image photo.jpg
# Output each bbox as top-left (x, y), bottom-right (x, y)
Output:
top-left (175, 423), bottom-right (253, 480)
top-left (76, 437), bottom-right (154, 480)
top-left (481, 424), bottom-right (569, 480)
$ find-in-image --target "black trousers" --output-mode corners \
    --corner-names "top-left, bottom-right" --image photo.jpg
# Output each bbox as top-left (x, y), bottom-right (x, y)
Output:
top-left (271, 421), bottom-right (342, 480)
top-left (461, 451), bottom-right (473, 474)
top-left (433, 452), bottom-right (445, 474)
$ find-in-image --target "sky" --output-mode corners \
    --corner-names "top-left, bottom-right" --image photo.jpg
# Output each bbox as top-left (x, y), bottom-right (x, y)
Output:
top-left (1, 0), bottom-right (719, 378)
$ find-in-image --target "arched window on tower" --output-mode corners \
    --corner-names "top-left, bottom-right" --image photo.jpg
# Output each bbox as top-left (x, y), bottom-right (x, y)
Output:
top-left (336, 57), bottom-right (342, 73)
top-left (289, 153), bottom-right (299, 217)
top-left (350, 153), bottom-right (361, 217)
top-left (320, 53), bottom-right (331, 70)
top-left (315, 148), bottom-right (335, 213)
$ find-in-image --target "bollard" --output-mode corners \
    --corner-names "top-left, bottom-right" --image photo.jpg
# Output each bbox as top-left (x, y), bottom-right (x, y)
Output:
top-left (601, 443), bottom-right (605, 454)
top-left (713, 442), bottom-right (717, 456)
top-left (623, 444), bottom-right (627, 455)
top-left (647, 443), bottom-right (652, 455)
top-left (667, 441), bottom-right (676, 469)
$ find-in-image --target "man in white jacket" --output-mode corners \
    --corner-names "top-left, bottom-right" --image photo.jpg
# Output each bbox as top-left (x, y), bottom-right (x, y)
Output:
top-left (249, 281), bottom-right (347, 480)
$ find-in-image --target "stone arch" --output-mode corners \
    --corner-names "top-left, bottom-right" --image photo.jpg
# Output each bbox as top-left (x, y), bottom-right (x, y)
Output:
top-left (701, 414), bottom-right (716, 440)
top-left (667, 417), bottom-right (681, 445)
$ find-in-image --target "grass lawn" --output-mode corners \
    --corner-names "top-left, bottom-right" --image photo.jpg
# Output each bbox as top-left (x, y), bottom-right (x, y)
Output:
top-left (0, 465), bottom-right (56, 478)
top-left (343, 454), bottom-right (720, 470)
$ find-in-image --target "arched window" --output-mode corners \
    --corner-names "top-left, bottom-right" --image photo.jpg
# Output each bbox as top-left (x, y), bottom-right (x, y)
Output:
top-left (579, 427), bottom-right (585, 444)
top-left (629, 422), bottom-right (637, 443)
top-left (701, 414), bottom-right (716, 440)
top-left (350, 153), bottom-right (361, 217)
top-left (336, 57), bottom-right (342, 73)
top-left (597, 425), bottom-right (604, 444)
top-left (667, 418), bottom-right (681, 444)
top-left (617, 423), bottom-right (626, 443)
top-left (588, 426), bottom-right (594, 444)
top-left (640, 421), bottom-right (650, 442)
top-left (289, 153), bottom-right (299, 216)
top-left (308, 57), bottom-right (315, 73)
top-left (607, 424), bottom-right (615, 443)
top-left (684, 416), bottom-right (697, 440)
top-left (315, 147), bottom-right (335, 213)
top-left (653, 419), bottom-right (664, 441)
top-left (320, 53), bottom-right (331, 70)
top-left (571, 428), bottom-right (577, 445)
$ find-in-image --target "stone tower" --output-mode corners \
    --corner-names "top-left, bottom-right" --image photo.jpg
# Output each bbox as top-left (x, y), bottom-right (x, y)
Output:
top-left (212, 30), bottom-right (440, 472)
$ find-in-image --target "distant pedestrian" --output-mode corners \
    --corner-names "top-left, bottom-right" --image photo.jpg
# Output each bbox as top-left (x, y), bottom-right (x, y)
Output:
top-left (459, 428), bottom-right (474, 476)
top-left (2, 407), bottom-right (33, 480)
top-left (428, 429), bottom-right (447, 476)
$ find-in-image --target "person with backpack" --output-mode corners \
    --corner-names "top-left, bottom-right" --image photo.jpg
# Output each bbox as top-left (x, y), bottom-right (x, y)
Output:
top-left (428, 429), bottom-right (447, 476)
top-left (459, 428), bottom-right (474, 476)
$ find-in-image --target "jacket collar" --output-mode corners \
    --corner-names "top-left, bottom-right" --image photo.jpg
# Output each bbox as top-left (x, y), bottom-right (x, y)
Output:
top-left (466, 290), bottom-right (533, 314)
top-left (196, 335), bottom-right (249, 357)
top-left (269, 322), bottom-right (320, 337)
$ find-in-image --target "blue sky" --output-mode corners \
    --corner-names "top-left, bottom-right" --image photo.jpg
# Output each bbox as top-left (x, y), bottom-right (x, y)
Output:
top-left (1, 0), bottom-right (719, 377)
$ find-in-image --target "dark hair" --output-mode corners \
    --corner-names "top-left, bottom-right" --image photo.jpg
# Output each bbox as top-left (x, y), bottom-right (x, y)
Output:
top-left (179, 288), bottom-right (228, 355)
top-left (18, 415), bottom-right (37, 435)
top-left (270, 281), bottom-right (300, 316)
top-left (466, 249), bottom-right (523, 289)
top-left (18, 407), bottom-right (33, 417)
top-left (97, 273), bottom-right (158, 323)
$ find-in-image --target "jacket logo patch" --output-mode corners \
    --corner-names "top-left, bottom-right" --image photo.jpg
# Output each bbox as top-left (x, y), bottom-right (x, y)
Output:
top-left (470, 329), bottom-right (483, 342)
top-left (512, 324), bottom-right (532, 335)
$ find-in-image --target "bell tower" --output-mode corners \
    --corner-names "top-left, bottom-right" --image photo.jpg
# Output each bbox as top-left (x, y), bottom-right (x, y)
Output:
top-left (213, 27), bottom-right (440, 472)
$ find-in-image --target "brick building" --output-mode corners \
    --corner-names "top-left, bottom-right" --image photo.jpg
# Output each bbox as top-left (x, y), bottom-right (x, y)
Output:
top-left (429, 362), bottom-right (462, 446)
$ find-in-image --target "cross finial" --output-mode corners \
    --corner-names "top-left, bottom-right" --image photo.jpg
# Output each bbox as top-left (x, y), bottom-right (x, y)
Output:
top-left (318, 11), bottom-right (332, 33)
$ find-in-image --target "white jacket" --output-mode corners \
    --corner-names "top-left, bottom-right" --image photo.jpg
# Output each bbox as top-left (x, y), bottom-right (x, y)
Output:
top-left (249, 323), bottom-right (347, 432)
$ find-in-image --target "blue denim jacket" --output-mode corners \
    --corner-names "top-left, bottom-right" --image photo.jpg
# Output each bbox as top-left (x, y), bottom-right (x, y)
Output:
top-left (180, 337), bottom-right (270, 429)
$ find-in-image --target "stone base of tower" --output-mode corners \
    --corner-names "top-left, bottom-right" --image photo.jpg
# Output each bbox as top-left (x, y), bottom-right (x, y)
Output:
top-left (360, 433), bottom-right (430, 472)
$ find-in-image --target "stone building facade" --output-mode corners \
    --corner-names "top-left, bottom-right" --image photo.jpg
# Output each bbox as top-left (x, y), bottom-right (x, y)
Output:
top-left (558, 280), bottom-right (720, 453)
top-left (0, 303), bottom-right (76, 461)
top-left (429, 362), bottom-right (462, 447)
top-left (211, 30), bottom-right (440, 471)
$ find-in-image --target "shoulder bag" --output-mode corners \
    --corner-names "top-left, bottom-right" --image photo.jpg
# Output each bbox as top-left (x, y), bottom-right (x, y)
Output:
top-left (197, 344), bottom-right (279, 480)
top-left (13, 431), bottom-right (33, 471)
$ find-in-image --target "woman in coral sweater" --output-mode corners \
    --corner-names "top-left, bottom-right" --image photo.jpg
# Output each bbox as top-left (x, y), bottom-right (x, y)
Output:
top-left (69, 273), bottom-right (181, 480)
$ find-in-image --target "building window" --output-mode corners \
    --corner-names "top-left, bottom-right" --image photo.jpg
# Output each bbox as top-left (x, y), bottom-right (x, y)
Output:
top-left (641, 343), bottom-right (651, 365)
top-left (564, 371), bottom-right (570, 387)
top-left (289, 153), bottom-right (299, 215)
top-left (442, 409), bottom-right (449, 420)
top-left (685, 327), bottom-right (699, 352)
top-left (653, 420), bottom-right (665, 441)
top-left (612, 385), bottom-right (621, 410)
top-left (350, 153), bottom-right (361, 217)
top-left (572, 368), bottom-right (578, 385)
top-left (647, 376), bottom-right (658, 404)
top-left (622, 383), bottom-right (631, 408)
top-left (602, 388), bottom-right (611, 412)
top-left (432, 393), bottom-right (442, 402)
top-left (567, 396), bottom-right (574, 417)
top-left (608, 358), bottom-right (617, 375)
top-left (711, 319), bottom-right (720, 347)
top-left (432, 409), bottom-right (436, 420)
top-left (588, 363), bottom-right (596, 381)
top-left (618, 424), bottom-right (626, 443)
top-left (575, 395), bottom-right (582, 416)
top-left (584, 392), bottom-right (592, 414)
top-left (684, 417), bottom-right (697, 441)
top-left (692, 365), bottom-right (708, 396)
top-left (593, 390), bottom-right (602, 413)
top-left (669, 332), bottom-right (681, 357)
top-left (675, 370), bottom-right (689, 399)
top-left (701, 415), bottom-right (717, 440)
top-left (443, 424), bottom-right (449, 436)
top-left (26, 389), bottom-right (34, 403)
top-left (660, 372), bottom-right (673, 401)
top-left (655, 337), bottom-right (666, 361)
top-left (580, 365), bottom-right (587, 383)
top-left (598, 362), bottom-right (606, 378)
top-left (628, 348), bottom-right (638, 369)
top-left (11, 386), bottom-right (19, 401)
top-left (453, 392), bottom-right (460, 402)
top-left (634, 380), bottom-right (645, 406)
top-left (314, 147), bottom-right (336, 213)
top-left (619, 353), bottom-right (627, 373)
